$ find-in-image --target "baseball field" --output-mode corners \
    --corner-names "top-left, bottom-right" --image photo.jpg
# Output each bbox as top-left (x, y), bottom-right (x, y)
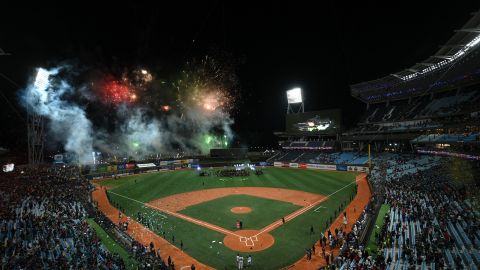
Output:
top-left (93, 167), bottom-right (367, 269)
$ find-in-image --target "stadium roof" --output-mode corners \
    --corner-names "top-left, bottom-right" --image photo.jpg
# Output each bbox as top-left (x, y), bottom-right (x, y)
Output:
top-left (351, 10), bottom-right (480, 103)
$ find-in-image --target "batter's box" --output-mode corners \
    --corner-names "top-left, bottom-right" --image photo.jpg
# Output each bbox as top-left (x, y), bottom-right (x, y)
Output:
top-left (239, 236), bottom-right (258, 246)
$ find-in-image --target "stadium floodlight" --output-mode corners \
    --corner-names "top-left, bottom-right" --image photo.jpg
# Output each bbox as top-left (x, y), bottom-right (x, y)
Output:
top-left (286, 88), bottom-right (302, 104)
top-left (2, 163), bottom-right (14, 172)
top-left (34, 68), bottom-right (50, 91)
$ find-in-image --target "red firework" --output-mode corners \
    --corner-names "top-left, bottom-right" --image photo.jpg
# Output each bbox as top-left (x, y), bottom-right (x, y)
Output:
top-left (101, 80), bottom-right (136, 104)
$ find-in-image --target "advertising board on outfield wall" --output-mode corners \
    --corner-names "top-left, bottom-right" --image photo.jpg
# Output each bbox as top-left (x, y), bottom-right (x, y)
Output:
top-left (273, 161), bottom-right (368, 172)
top-left (347, 166), bottom-right (369, 173)
top-left (307, 164), bottom-right (337, 170)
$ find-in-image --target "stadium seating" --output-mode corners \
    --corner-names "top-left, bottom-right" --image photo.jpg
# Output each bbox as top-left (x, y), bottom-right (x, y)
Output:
top-left (269, 151), bottom-right (370, 165)
top-left (365, 156), bottom-right (480, 270)
top-left (0, 167), bottom-right (171, 269)
top-left (411, 133), bottom-right (479, 143)
top-left (349, 88), bottom-right (480, 136)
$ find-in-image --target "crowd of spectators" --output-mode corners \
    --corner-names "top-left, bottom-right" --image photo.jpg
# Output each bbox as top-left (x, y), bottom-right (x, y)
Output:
top-left (0, 166), bottom-right (175, 269)
top-left (0, 167), bottom-right (127, 269)
top-left (315, 199), bottom-right (387, 269)
top-left (370, 166), bottom-right (480, 269)
top-left (315, 154), bottom-right (480, 269)
top-left (367, 155), bottom-right (480, 269)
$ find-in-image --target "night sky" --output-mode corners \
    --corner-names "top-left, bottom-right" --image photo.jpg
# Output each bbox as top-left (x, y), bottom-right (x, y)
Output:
top-left (1, 1), bottom-right (480, 154)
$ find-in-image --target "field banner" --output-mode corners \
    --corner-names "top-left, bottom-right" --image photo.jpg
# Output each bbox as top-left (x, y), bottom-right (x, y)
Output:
top-left (282, 162), bottom-right (290, 168)
top-left (181, 159), bottom-right (189, 164)
top-left (306, 164), bottom-right (336, 170)
top-left (117, 164), bottom-right (126, 170)
top-left (273, 162), bottom-right (282, 167)
top-left (347, 166), bottom-right (369, 173)
top-left (159, 161), bottom-right (168, 166)
top-left (126, 163), bottom-right (136, 169)
top-left (336, 165), bottom-right (347, 171)
top-left (173, 160), bottom-right (182, 165)
top-left (289, 163), bottom-right (299, 168)
top-left (137, 163), bottom-right (157, 168)
top-left (306, 164), bottom-right (316, 169)
top-left (299, 163), bottom-right (307, 169)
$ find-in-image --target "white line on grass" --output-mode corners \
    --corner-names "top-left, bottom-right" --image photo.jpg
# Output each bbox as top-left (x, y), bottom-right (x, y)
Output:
top-left (253, 178), bottom-right (358, 237)
top-left (313, 206), bottom-right (327, 212)
top-left (107, 190), bottom-right (241, 238)
top-left (108, 191), bottom-right (168, 218)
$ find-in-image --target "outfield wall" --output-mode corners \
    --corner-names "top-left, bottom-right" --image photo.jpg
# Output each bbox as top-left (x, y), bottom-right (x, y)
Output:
top-left (273, 162), bottom-right (369, 173)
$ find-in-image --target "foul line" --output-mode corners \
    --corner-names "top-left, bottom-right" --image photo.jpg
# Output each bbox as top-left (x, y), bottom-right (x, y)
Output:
top-left (253, 178), bottom-right (359, 237)
top-left (108, 190), bottom-right (241, 238)
top-left (108, 191), bottom-right (168, 218)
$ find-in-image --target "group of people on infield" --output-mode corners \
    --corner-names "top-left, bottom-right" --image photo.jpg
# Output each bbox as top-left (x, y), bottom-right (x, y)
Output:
top-left (235, 254), bottom-right (252, 269)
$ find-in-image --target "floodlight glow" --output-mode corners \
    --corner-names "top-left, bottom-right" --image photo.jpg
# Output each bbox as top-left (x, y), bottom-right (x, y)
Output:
top-left (2, 163), bottom-right (14, 172)
top-left (34, 68), bottom-right (50, 91)
top-left (286, 88), bottom-right (302, 104)
top-left (317, 123), bottom-right (330, 130)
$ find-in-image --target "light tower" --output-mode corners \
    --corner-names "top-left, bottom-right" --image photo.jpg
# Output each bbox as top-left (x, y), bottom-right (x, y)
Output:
top-left (27, 68), bottom-right (48, 165)
top-left (286, 87), bottom-right (304, 114)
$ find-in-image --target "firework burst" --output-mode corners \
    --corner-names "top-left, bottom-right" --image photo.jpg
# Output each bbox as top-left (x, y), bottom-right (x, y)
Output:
top-left (174, 55), bottom-right (238, 113)
top-left (101, 79), bottom-right (137, 104)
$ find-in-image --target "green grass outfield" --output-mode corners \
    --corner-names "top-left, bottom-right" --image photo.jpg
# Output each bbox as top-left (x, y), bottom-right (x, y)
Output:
top-left (179, 194), bottom-right (301, 230)
top-left (367, 204), bottom-right (390, 254)
top-left (98, 167), bottom-right (358, 269)
top-left (86, 219), bottom-right (138, 269)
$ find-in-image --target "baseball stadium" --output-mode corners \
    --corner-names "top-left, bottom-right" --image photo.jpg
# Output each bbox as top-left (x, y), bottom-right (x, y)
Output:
top-left (1, 3), bottom-right (480, 270)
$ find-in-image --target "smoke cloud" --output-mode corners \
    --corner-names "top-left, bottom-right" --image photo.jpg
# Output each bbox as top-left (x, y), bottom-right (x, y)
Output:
top-left (19, 60), bottom-right (237, 163)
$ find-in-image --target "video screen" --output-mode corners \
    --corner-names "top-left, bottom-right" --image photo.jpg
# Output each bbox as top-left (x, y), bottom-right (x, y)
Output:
top-left (286, 109), bottom-right (341, 135)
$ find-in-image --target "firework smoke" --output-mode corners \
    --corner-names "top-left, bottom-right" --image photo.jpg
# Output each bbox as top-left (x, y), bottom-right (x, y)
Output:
top-left (19, 56), bottom-right (238, 163)
top-left (21, 67), bottom-right (94, 163)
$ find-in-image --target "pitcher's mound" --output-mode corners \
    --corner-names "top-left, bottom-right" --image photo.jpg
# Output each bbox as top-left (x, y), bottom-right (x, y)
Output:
top-left (224, 230), bottom-right (274, 252)
top-left (230, 207), bottom-right (252, 214)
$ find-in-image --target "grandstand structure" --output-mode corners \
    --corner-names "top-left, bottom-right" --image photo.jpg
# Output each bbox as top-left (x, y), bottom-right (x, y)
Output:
top-left (345, 10), bottom-right (480, 153)
top-left (271, 11), bottom-right (480, 167)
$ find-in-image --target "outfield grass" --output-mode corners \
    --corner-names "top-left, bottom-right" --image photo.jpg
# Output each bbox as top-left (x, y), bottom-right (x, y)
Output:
top-left (366, 204), bottom-right (390, 254)
top-left (87, 219), bottom-right (138, 270)
top-left (100, 168), bottom-right (358, 269)
top-left (179, 194), bottom-right (301, 230)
